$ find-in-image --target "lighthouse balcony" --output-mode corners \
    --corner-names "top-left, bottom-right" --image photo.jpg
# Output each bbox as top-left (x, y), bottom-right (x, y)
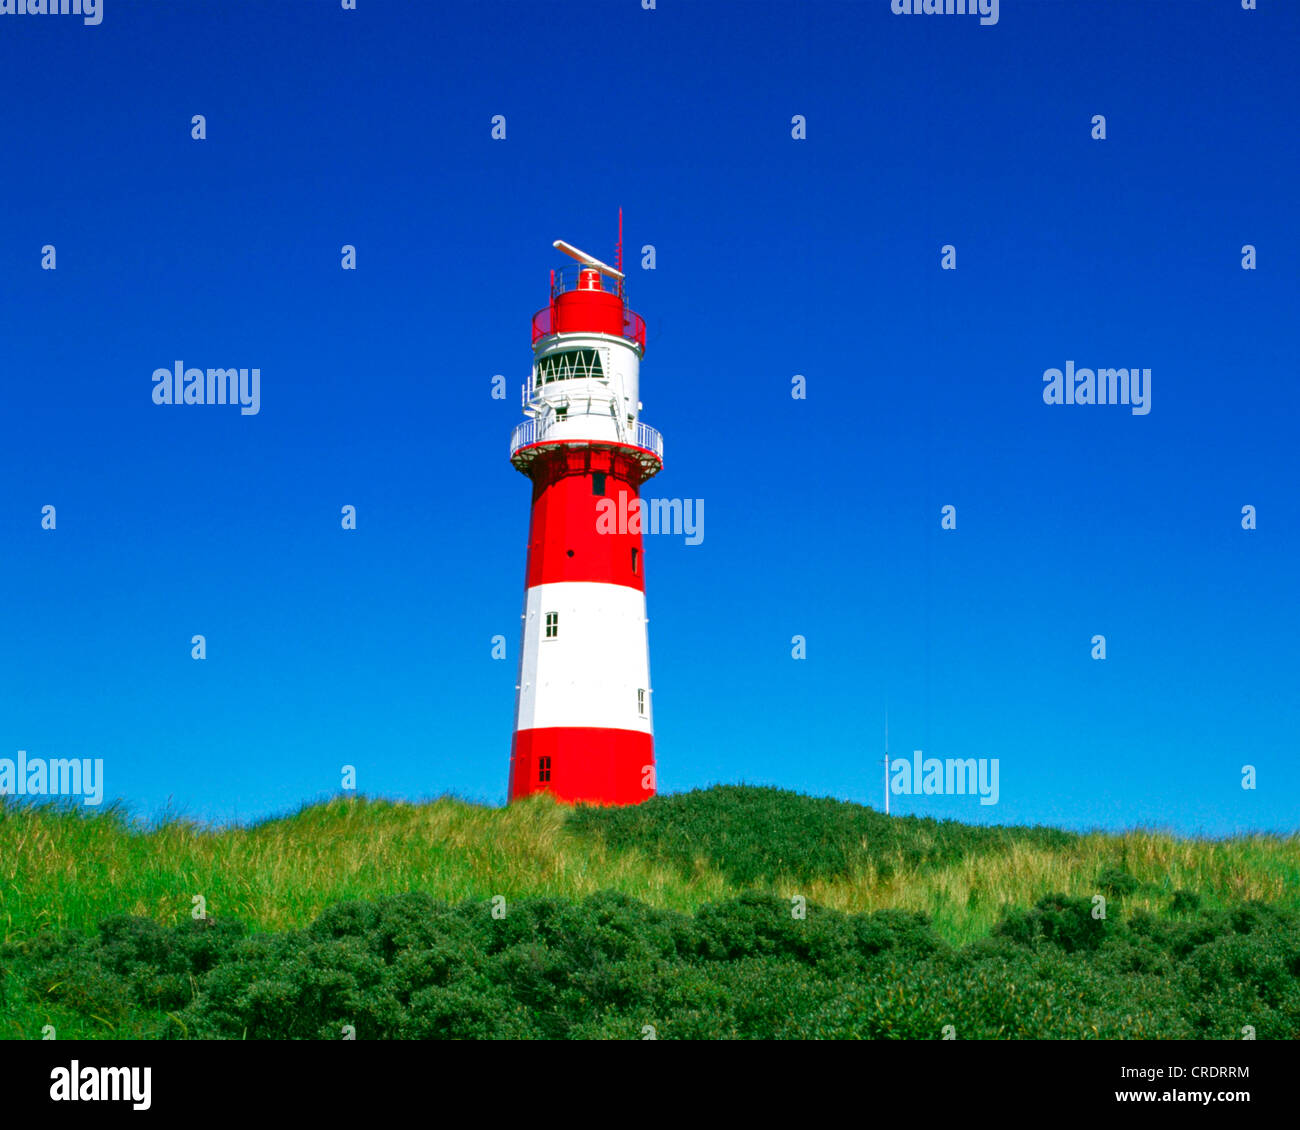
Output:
top-left (532, 302), bottom-right (647, 351)
top-left (510, 414), bottom-right (663, 477)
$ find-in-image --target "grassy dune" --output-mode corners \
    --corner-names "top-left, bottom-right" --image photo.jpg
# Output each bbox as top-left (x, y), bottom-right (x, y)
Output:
top-left (3, 786), bottom-right (1298, 1040)
top-left (0, 794), bottom-right (728, 945)
top-left (4, 785), bottom-right (1296, 948)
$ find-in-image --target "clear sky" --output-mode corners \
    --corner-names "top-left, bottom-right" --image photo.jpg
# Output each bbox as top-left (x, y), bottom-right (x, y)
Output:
top-left (0, 1), bottom-right (1295, 835)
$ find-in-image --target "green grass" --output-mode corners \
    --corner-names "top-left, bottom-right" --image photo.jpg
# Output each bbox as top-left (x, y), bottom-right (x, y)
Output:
top-left (4, 785), bottom-right (1295, 948)
top-left (2, 785), bottom-right (1297, 1039)
top-left (0, 792), bottom-right (730, 945)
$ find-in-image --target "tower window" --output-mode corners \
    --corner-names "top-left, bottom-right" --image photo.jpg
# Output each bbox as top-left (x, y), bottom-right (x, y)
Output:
top-left (538, 756), bottom-right (551, 783)
top-left (592, 472), bottom-right (607, 496)
top-left (536, 348), bottom-right (605, 385)
top-left (545, 612), bottom-right (558, 639)
top-left (638, 688), bottom-right (646, 716)
top-left (631, 547), bottom-right (639, 575)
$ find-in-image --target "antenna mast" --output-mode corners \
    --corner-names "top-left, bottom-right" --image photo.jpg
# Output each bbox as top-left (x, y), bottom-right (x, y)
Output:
top-left (883, 708), bottom-right (890, 816)
top-left (616, 208), bottom-right (624, 297)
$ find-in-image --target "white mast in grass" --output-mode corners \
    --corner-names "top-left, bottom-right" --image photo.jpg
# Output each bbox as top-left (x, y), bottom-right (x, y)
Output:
top-left (883, 709), bottom-right (890, 816)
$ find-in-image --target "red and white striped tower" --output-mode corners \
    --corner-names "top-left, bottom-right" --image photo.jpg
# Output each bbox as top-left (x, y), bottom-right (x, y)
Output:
top-left (507, 226), bottom-right (663, 805)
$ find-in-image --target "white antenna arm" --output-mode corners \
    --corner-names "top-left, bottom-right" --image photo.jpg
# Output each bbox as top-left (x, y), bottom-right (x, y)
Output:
top-left (553, 239), bottom-right (625, 281)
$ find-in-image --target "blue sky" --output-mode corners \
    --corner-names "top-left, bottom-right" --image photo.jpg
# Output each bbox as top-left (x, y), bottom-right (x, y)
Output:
top-left (0, 0), bottom-right (1295, 835)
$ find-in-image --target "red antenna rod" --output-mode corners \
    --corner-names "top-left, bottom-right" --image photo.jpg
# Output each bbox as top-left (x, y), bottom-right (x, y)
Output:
top-left (616, 208), bottom-right (624, 297)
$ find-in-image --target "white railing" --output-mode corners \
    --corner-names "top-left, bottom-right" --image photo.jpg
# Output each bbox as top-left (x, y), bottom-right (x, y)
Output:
top-left (509, 415), bottom-right (663, 462)
top-left (509, 417), bottom-right (540, 455)
top-left (633, 420), bottom-right (664, 460)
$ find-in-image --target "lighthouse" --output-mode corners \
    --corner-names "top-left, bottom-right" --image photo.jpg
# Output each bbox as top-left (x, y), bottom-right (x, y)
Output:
top-left (507, 227), bottom-right (663, 805)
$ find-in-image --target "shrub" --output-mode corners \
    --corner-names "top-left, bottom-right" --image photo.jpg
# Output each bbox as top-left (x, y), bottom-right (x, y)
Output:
top-left (1097, 867), bottom-right (1139, 898)
top-left (4, 889), bottom-right (1298, 1040)
top-left (994, 894), bottom-right (1111, 954)
top-left (566, 785), bottom-right (1076, 885)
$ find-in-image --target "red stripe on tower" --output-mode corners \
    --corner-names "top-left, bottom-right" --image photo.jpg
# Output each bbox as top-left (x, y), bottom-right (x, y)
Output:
top-left (507, 230), bottom-right (663, 806)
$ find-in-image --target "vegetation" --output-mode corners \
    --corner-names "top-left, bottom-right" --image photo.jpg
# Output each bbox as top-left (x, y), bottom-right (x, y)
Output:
top-left (4, 891), bottom-right (1298, 1040)
top-left (2, 785), bottom-right (1297, 1039)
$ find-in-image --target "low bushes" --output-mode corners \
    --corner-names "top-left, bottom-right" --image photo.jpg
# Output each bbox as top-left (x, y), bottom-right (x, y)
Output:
top-left (565, 784), bottom-right (1077, 885)
top-left (4, 889), bottom-right (1297, 1040)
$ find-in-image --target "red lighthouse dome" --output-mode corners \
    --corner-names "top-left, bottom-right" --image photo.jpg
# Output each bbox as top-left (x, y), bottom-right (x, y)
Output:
top-left (552, 267), bottom-right (625, 337)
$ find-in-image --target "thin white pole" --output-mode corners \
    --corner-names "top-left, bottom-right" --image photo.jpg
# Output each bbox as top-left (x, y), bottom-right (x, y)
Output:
top-left (883, 709), bottom-right (890, 816)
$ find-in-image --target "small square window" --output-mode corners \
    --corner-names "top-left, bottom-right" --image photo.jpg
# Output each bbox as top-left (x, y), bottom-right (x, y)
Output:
top-left (545, 612), bottom-right (558, 639)
top-left (538, 756), bottom-right (551, 783)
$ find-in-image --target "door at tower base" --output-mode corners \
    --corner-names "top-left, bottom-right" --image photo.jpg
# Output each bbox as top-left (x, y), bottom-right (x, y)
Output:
top-left (509, 727), bottom-right (654, 805)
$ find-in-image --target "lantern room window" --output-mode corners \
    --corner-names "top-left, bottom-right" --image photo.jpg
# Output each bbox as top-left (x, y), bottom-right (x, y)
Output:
top-left (536, 348), bottom-right (605, 386)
